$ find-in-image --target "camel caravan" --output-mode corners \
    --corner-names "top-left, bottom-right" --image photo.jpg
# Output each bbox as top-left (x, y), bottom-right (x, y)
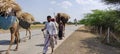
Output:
top-left (0, 0), bottom-right (35, 54)
top-left (0, 0), bottom-right (70, 54)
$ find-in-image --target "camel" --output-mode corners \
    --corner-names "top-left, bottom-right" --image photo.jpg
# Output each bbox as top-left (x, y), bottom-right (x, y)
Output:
top-left (55, 13), bottom-right (70, 38)
top-left (0, 0), bottom-right (21, 54)
top-left (18, 12), bottom-right (35, 40)
top-left (0, 0), bottom-right (35, 54)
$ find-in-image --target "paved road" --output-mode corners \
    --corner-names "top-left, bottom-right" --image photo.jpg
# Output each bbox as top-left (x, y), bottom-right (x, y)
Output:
top-left (0, 25), bottom-right (82, 54)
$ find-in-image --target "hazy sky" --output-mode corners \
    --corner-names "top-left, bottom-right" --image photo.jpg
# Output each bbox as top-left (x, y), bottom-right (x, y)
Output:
top-left (16, 0), bottom-right (109, 22)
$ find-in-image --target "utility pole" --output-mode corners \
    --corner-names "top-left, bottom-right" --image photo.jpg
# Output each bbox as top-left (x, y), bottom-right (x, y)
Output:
top-left (53, 12), bottom-right (55, 18)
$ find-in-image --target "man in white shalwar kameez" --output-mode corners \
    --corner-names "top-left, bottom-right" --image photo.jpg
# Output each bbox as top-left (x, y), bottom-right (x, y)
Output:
top-left (42, 16), bottom-right (56, 54)
top-left (51, 18), bottom-right (58, 45)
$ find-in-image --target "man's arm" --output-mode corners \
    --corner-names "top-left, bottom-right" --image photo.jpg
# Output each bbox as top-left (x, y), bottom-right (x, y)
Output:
top-left (41, 23), bottom-right (47, 31)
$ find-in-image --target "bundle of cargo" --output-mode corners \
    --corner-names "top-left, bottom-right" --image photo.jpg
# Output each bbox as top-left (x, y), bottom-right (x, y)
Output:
top-left (56, 13), bottom-right (70, 26)
top-left (20, 12), bottom-right (35, 23)
top-left (0, 0), bottom-right (21, 17)
top-left (18, 12), bottom-right (35, 29)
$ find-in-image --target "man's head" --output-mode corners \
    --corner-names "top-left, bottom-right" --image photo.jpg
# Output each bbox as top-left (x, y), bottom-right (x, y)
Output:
top-left (47, 15), bottom-right (51, 22)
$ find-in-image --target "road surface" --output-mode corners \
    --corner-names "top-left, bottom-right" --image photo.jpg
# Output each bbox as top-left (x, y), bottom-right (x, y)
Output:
top-left (0, 25), bottom-right (82, 54)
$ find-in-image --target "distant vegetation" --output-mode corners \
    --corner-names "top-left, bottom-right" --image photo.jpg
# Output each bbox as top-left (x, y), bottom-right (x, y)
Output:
top-left (79, 9), bottom-right (120, 31)
top-left (67, 21), bottom-right (74, 24)
top-left (42, 21), bottom-right (47, 24)
top-left (33, 21), bottom-right (41, 25)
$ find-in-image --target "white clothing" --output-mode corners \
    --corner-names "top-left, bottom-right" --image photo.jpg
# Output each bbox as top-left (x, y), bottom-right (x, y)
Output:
top-left (52, 22), bottom-right (58, 35)
top-left (45, 22), bottom-right (56, 35)
top-left (43, 35), bottom-right (54, 54)
top-left (43, 21), bottom-right (56, 54)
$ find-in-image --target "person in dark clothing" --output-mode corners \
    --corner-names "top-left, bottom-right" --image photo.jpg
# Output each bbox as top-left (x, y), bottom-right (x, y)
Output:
top-left (58, 21), bottom-right (64, 40)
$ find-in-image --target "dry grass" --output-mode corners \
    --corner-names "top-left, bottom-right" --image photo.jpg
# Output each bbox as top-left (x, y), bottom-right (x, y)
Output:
top-left (31, 24), bottom-right (44, 29)
top-left (0, 24), bottom-right (44, 33)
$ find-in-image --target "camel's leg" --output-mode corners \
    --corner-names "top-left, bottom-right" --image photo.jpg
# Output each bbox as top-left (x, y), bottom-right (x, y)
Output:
top-left (24, 29), bottom-right (28, 41)
top-left (14, 31), bottom-right (19, 51)
top-left (17, 25), bottom-right (20, 43)
top-left (14, 37), bottom-right (17, 44)
top-left (15, 30), bottom-right (20, 43)
top-left (14, 23), bottom-right (19, 51)
top-left (6, 28), bottom-right (15, 54)
top-left (26, 29), bottom-right (28, 37)
top-left (14, 29), bottom-right (20, 43)
top-left (28, 28), bottom-right (31, 39)
top-left (24, 29), bottom-right (29, 42)
top-left (18, 32), bottom-right (20, 43)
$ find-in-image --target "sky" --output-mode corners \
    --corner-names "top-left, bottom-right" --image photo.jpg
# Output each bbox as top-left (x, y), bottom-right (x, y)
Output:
top-left (16, 0), bottom-right (109, 23)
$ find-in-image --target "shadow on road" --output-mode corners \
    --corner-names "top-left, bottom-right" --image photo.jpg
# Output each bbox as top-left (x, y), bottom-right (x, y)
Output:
top-left (36, 44), bottom-right (44, 47)
top-left (0, 50), bottom-right (7, 54)
top-left (75, 26), bottom-right (120, 54)
top-left (76, 30), bottom-right (90, 33)
top-left (0, 40), bottom-right (10, 45)
top-left (0, 49), bottom-right (16, 54)
top-left (80, 37), bottom-right (120, 54)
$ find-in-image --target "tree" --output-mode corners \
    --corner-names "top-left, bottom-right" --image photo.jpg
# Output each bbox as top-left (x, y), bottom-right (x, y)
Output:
top-left (43, 21), bottom-right (47, 24)
top-left (80, 9), bottom-right (120, 31)
top-left (102, 0), bottom-right (120, 10)
top-left (102, 0), bottom-right (120, 4)
top-left (33, 22), bottom-right (41, 25)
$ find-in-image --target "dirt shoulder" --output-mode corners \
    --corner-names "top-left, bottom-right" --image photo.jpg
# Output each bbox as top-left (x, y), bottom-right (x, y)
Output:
top-left (53, 26), bottom-right (120, 54)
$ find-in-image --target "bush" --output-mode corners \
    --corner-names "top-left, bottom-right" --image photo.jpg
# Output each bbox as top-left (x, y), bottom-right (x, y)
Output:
top-left (33, 22), bottom-right (41, 25)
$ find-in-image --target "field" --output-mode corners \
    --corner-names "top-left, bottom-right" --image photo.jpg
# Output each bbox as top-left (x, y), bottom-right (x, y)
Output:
top-left (31, 24), bottom-right (44, 29)
top-left (0, 24), bottom-right (44, 34)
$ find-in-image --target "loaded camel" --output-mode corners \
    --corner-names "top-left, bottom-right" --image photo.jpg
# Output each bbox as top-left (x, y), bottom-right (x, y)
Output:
top-left (18, 12), bottom-right (35, 41)
top-left (55, 13), bottom-right (70, 39)
top-left (0, 0), bottom-right (21, 54)
top-left (0, 0), bottom-right (35, 54)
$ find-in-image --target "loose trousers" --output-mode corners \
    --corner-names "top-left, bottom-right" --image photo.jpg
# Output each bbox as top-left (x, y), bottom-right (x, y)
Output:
top-left (43, 35), bottom-right (54, 54)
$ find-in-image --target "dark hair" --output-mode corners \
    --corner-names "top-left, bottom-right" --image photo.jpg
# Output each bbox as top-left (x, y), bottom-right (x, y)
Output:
top-left (47, 15), bottom-right (51, 18)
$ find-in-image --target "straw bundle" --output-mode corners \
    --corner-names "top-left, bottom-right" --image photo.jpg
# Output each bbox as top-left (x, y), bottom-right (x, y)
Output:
top-left (57, 13), bottom-right (70, 19)
top-left (56, 13), bottom-right (70, 24)
top-left (20, 12), bottom-right (35, 23)
top-left (0, 0), bottom-right (21, 17)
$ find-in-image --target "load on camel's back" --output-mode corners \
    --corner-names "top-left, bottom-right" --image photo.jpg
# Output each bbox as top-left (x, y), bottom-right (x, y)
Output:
top-left (55, 13), bottom-right (70, 27)
top-left (0, 0), bottom-right (21, 17)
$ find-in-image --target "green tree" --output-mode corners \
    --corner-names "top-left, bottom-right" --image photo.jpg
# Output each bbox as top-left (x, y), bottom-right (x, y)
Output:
top-left (102, 0), bottom-right (120, 10)
top-left (102, 0), bottom-right (120, 4)
top-left (80, 9), bottom-right (120, 31)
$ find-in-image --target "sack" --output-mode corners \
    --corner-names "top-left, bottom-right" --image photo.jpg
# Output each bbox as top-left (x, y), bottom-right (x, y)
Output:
top-left (0, 16), bottom-right (17, 30)
top-left (19, 19), bottom-right (31, 29)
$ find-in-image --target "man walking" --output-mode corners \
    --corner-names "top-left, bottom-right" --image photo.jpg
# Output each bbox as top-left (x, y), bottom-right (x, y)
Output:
top-left (74, 18), bottom-right (77, 26)
top-left (42, 16), bottom-right (56, 54)
top-left (58, 21), bottom-right (65, 40)
top-left (51, 18), bottom-right (58, 44)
